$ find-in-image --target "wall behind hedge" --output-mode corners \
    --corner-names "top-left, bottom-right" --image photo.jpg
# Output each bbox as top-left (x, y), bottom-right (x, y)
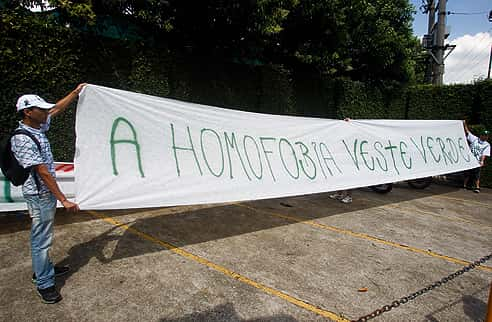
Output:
top-left (1, 8), bottom-right (491, 186)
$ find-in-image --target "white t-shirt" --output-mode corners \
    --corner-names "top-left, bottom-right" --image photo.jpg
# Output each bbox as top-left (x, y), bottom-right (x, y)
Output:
top-left (467, 133), bottom-right (490, 163)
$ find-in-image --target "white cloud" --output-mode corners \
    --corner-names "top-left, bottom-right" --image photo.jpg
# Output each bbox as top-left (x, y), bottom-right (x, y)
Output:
top-left (444, 32), bottom-right (491, 84)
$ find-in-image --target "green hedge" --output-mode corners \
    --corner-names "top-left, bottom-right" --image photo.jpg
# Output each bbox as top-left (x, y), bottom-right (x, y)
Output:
top-left (1, 8), bottom-right (491, 187)
top-left (475, 80), bottom-right (492, 130)
top-left (406, 84), bottom-right (475, 121)
top-left (473, 80), bottom-right (492, 186)
top-left (335, 80), bottom-right (408, 119)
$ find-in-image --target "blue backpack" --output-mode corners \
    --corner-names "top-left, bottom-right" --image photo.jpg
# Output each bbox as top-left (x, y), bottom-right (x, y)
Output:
top-left (0, 129), bottom-right (42, 187)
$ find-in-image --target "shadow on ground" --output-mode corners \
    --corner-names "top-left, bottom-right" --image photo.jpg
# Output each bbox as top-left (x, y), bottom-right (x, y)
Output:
top-left (43, 183), bottom-right (476, 294)
top-left (0, 182), bottom-right (464, 236)
top-left (424, 286), bottom-right (489, 322)
top-left (159, 303), bottom-right (298, 322)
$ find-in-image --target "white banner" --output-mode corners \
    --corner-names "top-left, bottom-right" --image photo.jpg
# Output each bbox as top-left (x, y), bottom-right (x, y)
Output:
top-left (1, 163), bottom-right (75, 212)
top-left (74, 85), bottom-right (478, 210)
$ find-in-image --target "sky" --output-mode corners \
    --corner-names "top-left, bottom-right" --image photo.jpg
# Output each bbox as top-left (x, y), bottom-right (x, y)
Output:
top-left (410, 0), bottom-right (492, 84)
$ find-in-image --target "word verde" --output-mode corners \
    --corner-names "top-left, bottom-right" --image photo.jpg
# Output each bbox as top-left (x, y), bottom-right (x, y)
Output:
top-left (109, 117), bottom-right (472, 181)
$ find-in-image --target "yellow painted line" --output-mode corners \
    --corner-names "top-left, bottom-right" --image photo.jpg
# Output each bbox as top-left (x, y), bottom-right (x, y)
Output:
top-left (237, 204), bottom-right (492, 273)
top-left (433, 195), bottom-right (492, 208)
top-left (357, 198), bottom-right (489, 227)
top-left (86, 211), bottom-right (348, 322)
top-left (384, 203), bottom-right (487, 226)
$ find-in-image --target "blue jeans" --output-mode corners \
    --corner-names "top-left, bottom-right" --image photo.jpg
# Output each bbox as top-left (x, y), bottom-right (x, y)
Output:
top-left (25, 193), bottom-right (57, 290)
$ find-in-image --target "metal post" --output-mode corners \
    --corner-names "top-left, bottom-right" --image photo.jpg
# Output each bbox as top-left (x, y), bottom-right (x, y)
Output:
top-left (488, 44), bottom-right (492, 79)
top-left (425, 0), bottom-right (436, 83)
top-left (487, 281), bottom-right (492, 322)
top-left (433, 0), bottom-right (447, 85)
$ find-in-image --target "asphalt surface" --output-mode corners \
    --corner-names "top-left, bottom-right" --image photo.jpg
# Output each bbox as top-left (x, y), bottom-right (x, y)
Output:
top-left (1, 182), bottom-right (491, 322)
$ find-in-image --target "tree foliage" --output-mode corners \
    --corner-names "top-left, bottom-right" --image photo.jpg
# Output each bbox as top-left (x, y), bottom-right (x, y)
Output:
top-left (1, 4), bottom-right (491, 184)
top-left (11, 0), bottom-right (421, 82)
top-left (0, 5), bottom-right (82, 159)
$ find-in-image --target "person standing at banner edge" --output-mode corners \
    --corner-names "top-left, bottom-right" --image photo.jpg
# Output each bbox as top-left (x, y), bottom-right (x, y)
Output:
top-left (11, 83), bottom-right (86, 304)
top-left (329, 117), bottom-right (353, 204)
top-left (462, 120), bottom-right (490, 193)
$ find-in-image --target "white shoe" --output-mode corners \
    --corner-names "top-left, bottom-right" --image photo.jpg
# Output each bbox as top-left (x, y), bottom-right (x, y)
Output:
top-left (329, 193), bottom-right (344, 200)
top-left (340, 196), bottom-right (352, 204)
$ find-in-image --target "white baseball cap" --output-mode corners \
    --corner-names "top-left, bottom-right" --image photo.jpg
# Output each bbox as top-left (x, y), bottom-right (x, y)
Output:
top-left (16, 94), bottom-right (55, 112)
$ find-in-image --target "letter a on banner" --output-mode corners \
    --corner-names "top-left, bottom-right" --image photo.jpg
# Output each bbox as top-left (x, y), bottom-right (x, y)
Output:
top-left (110, 117), bottom-right (145, 178)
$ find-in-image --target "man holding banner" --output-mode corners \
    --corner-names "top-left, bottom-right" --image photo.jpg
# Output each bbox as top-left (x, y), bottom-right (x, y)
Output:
top-left (463, 120), bottom-right (490, 193)
top-left (11, 84), bottom-right (85, 304)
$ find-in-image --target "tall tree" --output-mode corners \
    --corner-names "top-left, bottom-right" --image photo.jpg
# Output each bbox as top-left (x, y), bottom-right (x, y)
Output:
top-left (14, 0), bottom-right (421, 82)
top-left (281, 0), bottom-right (419, 82)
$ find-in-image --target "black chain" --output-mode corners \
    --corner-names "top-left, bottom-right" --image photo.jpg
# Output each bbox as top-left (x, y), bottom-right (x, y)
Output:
top-left (352, 253), bottom-right (492, 322)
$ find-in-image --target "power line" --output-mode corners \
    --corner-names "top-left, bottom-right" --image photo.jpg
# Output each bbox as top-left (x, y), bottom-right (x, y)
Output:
top-left (448, 32), bottom-right (489, 66)
top-left (444, 32), bottom-right (490, 80)
top-left (447, 50), bottom-right (487, 81)
top-left (447, 11), bottom-right (488, 15)
top-left (445, 34), bottom-right (490, 83)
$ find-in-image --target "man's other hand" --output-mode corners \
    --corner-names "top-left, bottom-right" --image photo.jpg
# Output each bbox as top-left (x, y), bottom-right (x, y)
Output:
top-left (62, 200), bottom-right (80, 212)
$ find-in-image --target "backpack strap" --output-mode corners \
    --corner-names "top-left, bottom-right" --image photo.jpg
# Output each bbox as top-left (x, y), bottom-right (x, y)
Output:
top-left (12, 129), bottom-right (43, 192)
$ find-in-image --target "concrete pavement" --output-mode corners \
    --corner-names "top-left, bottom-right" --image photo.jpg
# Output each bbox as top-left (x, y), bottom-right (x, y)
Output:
top-left (0, 182), bottom-right (491, 321)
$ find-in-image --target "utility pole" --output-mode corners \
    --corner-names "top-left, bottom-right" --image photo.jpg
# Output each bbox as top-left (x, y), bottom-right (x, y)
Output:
top-left (424, 0), bottom-right (435, 83)
top-left (422, 1), bottom-right (454, 84)
top-left (489, 12), bottom-right (492, 79)
top-left (432, 0), bottom-right (447, 85)
top-left (488, 44), bottom-right (492, 79)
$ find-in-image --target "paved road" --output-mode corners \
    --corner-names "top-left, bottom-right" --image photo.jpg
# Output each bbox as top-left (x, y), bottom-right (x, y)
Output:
top-left (1, 183), bottom-right (491, 321)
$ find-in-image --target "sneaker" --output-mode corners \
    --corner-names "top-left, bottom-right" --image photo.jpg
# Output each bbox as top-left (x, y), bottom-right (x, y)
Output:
top-left (473, 188), bottom-right (480, 193)
top-left (340, 195), bottom-right (353, 204)
top-left (36, 286), bottom-right (62, 304)
top-left (32, 266), bottom-right (70, 284)
top-left (329, 193), bottom-right (344, 200)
